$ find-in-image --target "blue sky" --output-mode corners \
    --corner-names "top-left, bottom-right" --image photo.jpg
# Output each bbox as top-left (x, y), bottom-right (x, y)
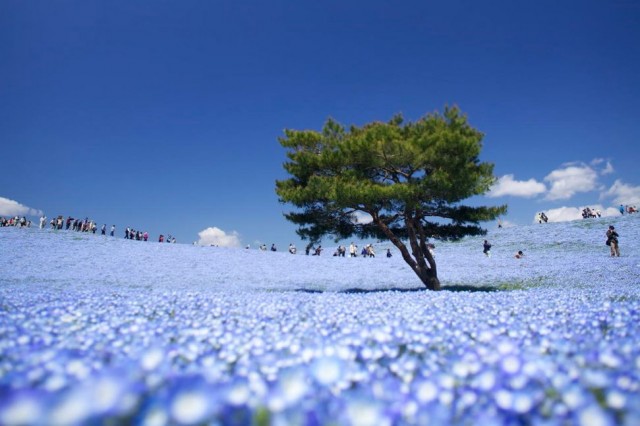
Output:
top-left (2, 0), bottom-right (639, 248)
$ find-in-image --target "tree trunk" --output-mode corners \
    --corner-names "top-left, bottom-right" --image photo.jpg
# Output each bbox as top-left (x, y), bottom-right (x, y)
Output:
top-left (375, 217), bottom-right (441, 291)
top-left (424, 267), bottom-right (441, 291)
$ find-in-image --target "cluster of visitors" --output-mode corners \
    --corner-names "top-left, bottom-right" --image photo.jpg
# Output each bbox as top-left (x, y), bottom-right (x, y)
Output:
top-left (158, 234), bottom-right (176, 243)
top-left (39, 215), bottom-right (102, 233)
top-left (333, 246), bottom-right (346, 256)
top-left (125, 228), bottom-right (148, 241)
top-left (258, 241), bottom-right (389, 258)
top-left (620, 204), bottom-right (637, 214)
top-left (536, 212), bottom-right (549, 223)
top-left (361, 244), bottom-right (376, 257)
top-left (1, 213), bottom-right (176, 244)
top-left (0, 216), bottom-right (31, 227)
top-left (581, 207), bottom-right (601, 219)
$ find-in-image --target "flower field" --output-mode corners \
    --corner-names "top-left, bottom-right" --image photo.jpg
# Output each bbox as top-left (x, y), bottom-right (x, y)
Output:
top-left (1, 215), bottom-right (639, 425)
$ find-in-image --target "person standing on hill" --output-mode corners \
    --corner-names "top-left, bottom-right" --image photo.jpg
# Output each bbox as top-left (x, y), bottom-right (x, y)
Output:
top-left (483, 240), bottom-right (492, 257)
top-left (606, 225), bottom-right (620, 257)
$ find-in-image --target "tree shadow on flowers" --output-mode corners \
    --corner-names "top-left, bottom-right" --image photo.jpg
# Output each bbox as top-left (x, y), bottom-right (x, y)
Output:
top-left (441, 284), bottom-right (500, 293)
top-left (294, 285), bottom-right (503, 294)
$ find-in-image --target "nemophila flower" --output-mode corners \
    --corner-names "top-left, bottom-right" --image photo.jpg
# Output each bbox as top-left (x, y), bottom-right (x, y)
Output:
top-left (0, 390), bottom-right (45, 426)
top-left (575, 405), bottom-right (615, 426)
top-left (47, 387), bottom-right (95, 425)
top-left (82, 372), bottom-right (132, 416)
top-left (338, 393), bottom-right (390, 426)
top-left (139, 405), bottom-right (170, 426)
top-left (310, 356), bottom-right (345, 387)
top-left (273, 367), bottom-right (309, 406)
top-left (413, 379), bottom-right (439, 404)
top-left (167, 378), bottom-right (216, 425)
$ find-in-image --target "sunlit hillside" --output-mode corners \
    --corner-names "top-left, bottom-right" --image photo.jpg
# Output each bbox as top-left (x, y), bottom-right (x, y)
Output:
top-left (3, 214), bottom-right (638, 292)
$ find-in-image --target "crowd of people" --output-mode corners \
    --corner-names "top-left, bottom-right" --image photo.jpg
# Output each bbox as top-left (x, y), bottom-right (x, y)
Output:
top-left (534, 204), bottom-right (638, 224)
top-left (0, 214), bottom-right (176, 244)
top-left (258, 242), bottom-right (385, 258)
top-left (3, 206), bottom-right (629, 261)
top-left (581, 207), bottom-right (601, 219)
top-left (0, 216), bottom-right (31, 227)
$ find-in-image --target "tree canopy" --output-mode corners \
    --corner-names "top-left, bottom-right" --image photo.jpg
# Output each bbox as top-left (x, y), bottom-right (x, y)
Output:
top-left (275, 106), bottom-right (507, 290)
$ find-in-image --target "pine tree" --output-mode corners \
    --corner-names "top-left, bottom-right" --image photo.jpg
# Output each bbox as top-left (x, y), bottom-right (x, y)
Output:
top-left (276, 106), bottom-right (507, 290)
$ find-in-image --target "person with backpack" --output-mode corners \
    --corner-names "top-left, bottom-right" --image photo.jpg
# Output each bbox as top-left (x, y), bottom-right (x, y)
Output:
top-left (606, 225), bottom-right (620, 257)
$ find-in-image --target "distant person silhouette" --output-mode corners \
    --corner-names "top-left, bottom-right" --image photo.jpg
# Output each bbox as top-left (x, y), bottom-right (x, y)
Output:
top-left (606, 225), bottom-right (620, 257)
top-left (483, 240), bottom-right (492, 257)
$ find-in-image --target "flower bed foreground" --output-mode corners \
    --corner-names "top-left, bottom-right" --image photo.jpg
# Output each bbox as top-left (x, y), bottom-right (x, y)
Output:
top-left (1, 285), bottom-right (639, 425)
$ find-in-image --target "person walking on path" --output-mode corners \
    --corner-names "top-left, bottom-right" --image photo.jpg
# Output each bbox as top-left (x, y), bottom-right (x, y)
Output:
top-left (483, 240), bottom-right (492, 257)
top-left (606, 225), bottom-right (620, 257)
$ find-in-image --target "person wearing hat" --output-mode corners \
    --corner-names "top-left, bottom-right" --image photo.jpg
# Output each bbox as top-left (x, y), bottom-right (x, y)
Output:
top-left (606, 225), bottom-right (620, 257)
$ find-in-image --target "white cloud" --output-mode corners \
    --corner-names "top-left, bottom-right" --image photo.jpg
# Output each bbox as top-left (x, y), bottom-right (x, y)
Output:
top-left (487, 175), bottom-right (546, 198)
top-left (531, 205), bottom-right (619, 223)
top-left (602, 180), bottom-right (640, 206)
top-left (601, 161), bottom-right (614, 175)
top-left (590, 158), bottom-right (615, 175)
top-left (0, 196), bottom-right (43, 217)
top-left (544, 165), bottom-right (598, 200)
top-left (197, 227), bottom-right (242, 247)
top-left (351, 211), bottom-right (373, 224)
